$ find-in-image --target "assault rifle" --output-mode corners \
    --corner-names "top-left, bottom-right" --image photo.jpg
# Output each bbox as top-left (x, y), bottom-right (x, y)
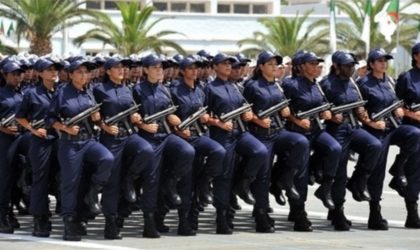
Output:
top-left (143, 105), bottom-right (178, 134)
top-left (330, 100), bottom-right (367, 127)
top-left (296, 103), bottom-right (331, 130)
top-left (63, 103), bottom-right (102, 127)
top-left (219, 103), bottom-right (253, 132)
top-left (408, 103), bottom-right (420, 112)
top-left (0, 114), bottom-right (16, 127)
top-left (371, 100), bottom-right (404, 129)
top-left (257, 99), bottom-right (290, 129)
top-left (31, 119), bottom-right (45, 129)
top-left (103, 104), bottom-right (141, 134)
top-left (178, 106), bottom-right (208, 136)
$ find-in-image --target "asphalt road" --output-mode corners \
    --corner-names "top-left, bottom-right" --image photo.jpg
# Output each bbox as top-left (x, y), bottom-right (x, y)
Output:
top-left (1, 146), bottom-right (419, 250)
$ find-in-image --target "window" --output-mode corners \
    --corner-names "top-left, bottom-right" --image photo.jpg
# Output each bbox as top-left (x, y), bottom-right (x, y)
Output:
top-left (233, 4), bottom-right (249, 14)
top-left (218, 4), bottom-right (230, 13)
top-left (190, 3), bottom-right (205, 13)
top-left (253, 4), bottom-right (268, 14)
top-left (86, 0), bottom-right (101, 9)
top-left (153, 2), bottom-right (168, 11)
top-left (171, 2), bottom-right (187, 12)
top-left (104, 1), bottom-right (118, 10)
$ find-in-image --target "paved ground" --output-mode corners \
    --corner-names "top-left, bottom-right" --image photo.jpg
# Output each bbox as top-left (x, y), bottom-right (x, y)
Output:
top-left (1, 146), bottom-right (419, 250)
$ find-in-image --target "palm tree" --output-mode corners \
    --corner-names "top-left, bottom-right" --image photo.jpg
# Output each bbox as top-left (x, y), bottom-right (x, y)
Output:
top-left (0, 41), bottom-right (17, 55)
top-left (334, 0), bottom-right (418, 58)
top-left (238, 10), bottom-right (330, 57)
top-left (73, 2), bottom-right (185, 56)
top-left (0, 0), bottom-right (98, 56)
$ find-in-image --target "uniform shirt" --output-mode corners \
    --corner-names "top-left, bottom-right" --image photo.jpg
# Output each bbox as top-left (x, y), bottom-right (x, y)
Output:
top-left (243, 77), bottom-right (286, 129)
top-left (396, 66), bottom-right (420, 105)
top-left (170, 79), bottom-right (206, 121)
top-left (46, 83), bottom-right (97, 136)
top-left (16, 84), bottom-right (56, 122)
top-left (357, 73), bottom-right (398, 117)
top-left (0, 85), bottom-right (23, 132)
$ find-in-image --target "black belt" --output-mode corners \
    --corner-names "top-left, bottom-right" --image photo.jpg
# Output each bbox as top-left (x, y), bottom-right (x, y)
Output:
top-left (61, 133), bottom-right (93, 141)
top-left (249, 126), bottom-right (280, 136)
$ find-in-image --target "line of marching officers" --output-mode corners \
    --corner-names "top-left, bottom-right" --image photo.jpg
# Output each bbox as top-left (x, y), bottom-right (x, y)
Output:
top-left (1, 43), bottom-right (420, 241)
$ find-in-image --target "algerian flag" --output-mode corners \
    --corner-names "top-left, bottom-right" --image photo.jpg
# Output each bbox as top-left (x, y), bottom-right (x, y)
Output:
top-left (374, 0), bottom-right (399, 43)
top-left (361, 0), bottom-right (372, 55)
top-left (329, 0), bottom-right (337, 52)
top-left (7, 23), bottom-right (14, 37)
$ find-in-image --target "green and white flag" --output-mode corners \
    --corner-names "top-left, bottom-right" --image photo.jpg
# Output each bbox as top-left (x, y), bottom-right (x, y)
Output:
top-left (374, 0), bottom-right (399, 43)
top-left (329, 0), bottom-right (337, 52)
top-left (361, 0), bottom-right (372, 53)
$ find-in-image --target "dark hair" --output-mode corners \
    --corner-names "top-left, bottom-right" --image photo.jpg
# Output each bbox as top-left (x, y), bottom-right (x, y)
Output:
top-left (292, 65), bottom-right (302, 78)
top-left (329, 65), bottom-right (337, 76)
top-left (251, 65), bottom-right (263, 80)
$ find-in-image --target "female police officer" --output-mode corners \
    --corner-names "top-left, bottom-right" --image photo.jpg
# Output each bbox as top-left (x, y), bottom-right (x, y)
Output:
top-left (92, 56), bottom-right (159, 238)
top-left (395, 42), bottom-right (420, 229)
top-left (132, 54), bottom-right (196, 236)
top-left (16, 58), bottom-right (63, 238)
top-left (320, 52), bottom-right (382, 231)
top-left (243, 51), bottom-right (311, 232)
top-left (205, 53), bottom-right (269, 234)
top-left (357, 48), bottom-right (420, 230)
top-left (46, 59), bottom-right (115, 241)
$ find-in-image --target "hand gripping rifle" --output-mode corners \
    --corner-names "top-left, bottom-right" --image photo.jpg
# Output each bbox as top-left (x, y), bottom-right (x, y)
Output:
top-left (0, 114), bottom-right (16, 127)
top-left (104, 104), bottom-right (141, 134)
top-left (371, 100), bottom-right (404, 129)
top-left (257, 99), bottom-right (290, 129)
top-left (178, 106), bottom-right (208, 136)
top-left (63, 103), bottom-right (102, 127)
top-left (219, 103), bottom-right (253, 132)
top-left (296, 103), bottom-right (331, 130)
top-left (330, 100), bottom-right (367, 127)
top-left (31, 119), bottom-right (46, 129)
top-left (143, 105), bottom-right (178, 134)
top-left (408, 103), bottom-right (420, 112)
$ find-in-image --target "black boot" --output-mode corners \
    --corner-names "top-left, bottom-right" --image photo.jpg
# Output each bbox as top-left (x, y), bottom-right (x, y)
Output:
top-left (76, 219), bottom-right (87, 236)
top-left (270, 184), bottom-right (286, 206)
top-left (277, 170), bottom-right (300, 201)
top-left (347, 168), bottom-right (371, 202)
top-left (8, 210), bottom-right (20, 229)
top-left (388, 154), bottom-right (408, 187)
top-left (123, 175), bottom-right (137, 203)
top-left (234, 177), bottom-right (255, 205)
top-left (290, 205), bottom-right (312, 232)
top-left (331, 206), bottom-right (351, 231)
top-left (230, 194), bottom-right (242, 210)
top-left (197, 175), bottom-right (213, 205)
top-left (216, 209), bottom-right (233, 234)
top-left (314, 177), bottom-right (335, 210)
top-left (255, 208), bottom-right (275, 233)
top-left (327, 209), bottom-right (352, 226)
top-left (227, 208), bottom-right (235, 229)
top-left (188, 205), bottom-right (199, 231)
top-left (104, 215), bottom-right (122, 239)
top-left (84, 183), bottom-right (102, 216)
top-left (0, 210), bottom-right (13, 234)
top-left (63, 216), bottom-right (82, 241)
top-left (32, 216), bottom-right (50, 237)
top-left (368, 201), bottom-right (388, 230)
top-left (163, 176), bottom-right (182, 205)
top-left (178, 210), bottom-right (196, 236)
top-left (389, 177), bottom-right (407, 198)
top-left (143, 212), bottom-right (160, 238)
top-left (405, 201), bottom-right (420, 229)
top-left (154, 212), bottom-right (170, 233)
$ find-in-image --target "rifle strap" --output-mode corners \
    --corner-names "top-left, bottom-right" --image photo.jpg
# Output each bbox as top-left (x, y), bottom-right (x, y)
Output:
top-left (314, 81), bottom-right (330, 103)
top-left (349, 78), bottom-right (364, 101)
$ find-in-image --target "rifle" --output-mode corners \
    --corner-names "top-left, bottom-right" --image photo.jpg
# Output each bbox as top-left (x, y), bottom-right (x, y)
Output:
top-left (143, 105), bottom-right (178, 134)
top-left (178, 106), bottom-right (208, 136)
top-left (0, 114), bottom-right (16, 127)
top-left (257, 99), bottom-right (290, 129)
top-left (63, 103), bottom-right (102, 127)
top-left (103, 104), bottom-right (141, 134)
top-left (371, 100), bottom-right (404, 128)
top-left (31, 119), bottom-right (45, 129)
top-left (219, 103), bottom-right (253, 132)
top-left (408, 103), bottom-right (420, 112)
top-left (296, 103), bottom-right (331, 130)
top-left (330, 100), bottom-right (367, 127)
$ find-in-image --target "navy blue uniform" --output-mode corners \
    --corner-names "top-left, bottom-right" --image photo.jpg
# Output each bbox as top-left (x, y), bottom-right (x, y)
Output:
top-left (132, 80), bottom-right (195, 211)
top-left (321, 74), bottom-right (382, 205)
top-left (358, 73), bottom-right (420, 202)
top-left (396, 67), bottom-right (420, 202)
top-left (283, 76), bottom-right (342, 180)
top-left (0, 85), bottom-right (25, 213)
top-left (92, 80), bottom-right (156, 214)
top-left (243, 77), bottom-right (309, 207)
top-left (16, 84), bottom-right (60, 217)
top-left (205, 77), bottom-right (268, 210)
top-left (46, 83), bottom-right (114, 217)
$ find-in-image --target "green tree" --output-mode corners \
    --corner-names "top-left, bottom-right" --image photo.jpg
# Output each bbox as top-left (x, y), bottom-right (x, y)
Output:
top-left (0, 0), bottom-right (97, 56)
top-left (73, 2), bottom-right (185, 56)
top-left (0, 41), bottom-right (17, 55)
top-left (238, 10), bottom-right (330, 57)
top-left (334, 0), bottom-right (418, 58)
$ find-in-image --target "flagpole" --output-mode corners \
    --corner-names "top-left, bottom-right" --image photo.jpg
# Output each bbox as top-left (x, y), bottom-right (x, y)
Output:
top-left (395, 22), bottom-right (400, 79)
